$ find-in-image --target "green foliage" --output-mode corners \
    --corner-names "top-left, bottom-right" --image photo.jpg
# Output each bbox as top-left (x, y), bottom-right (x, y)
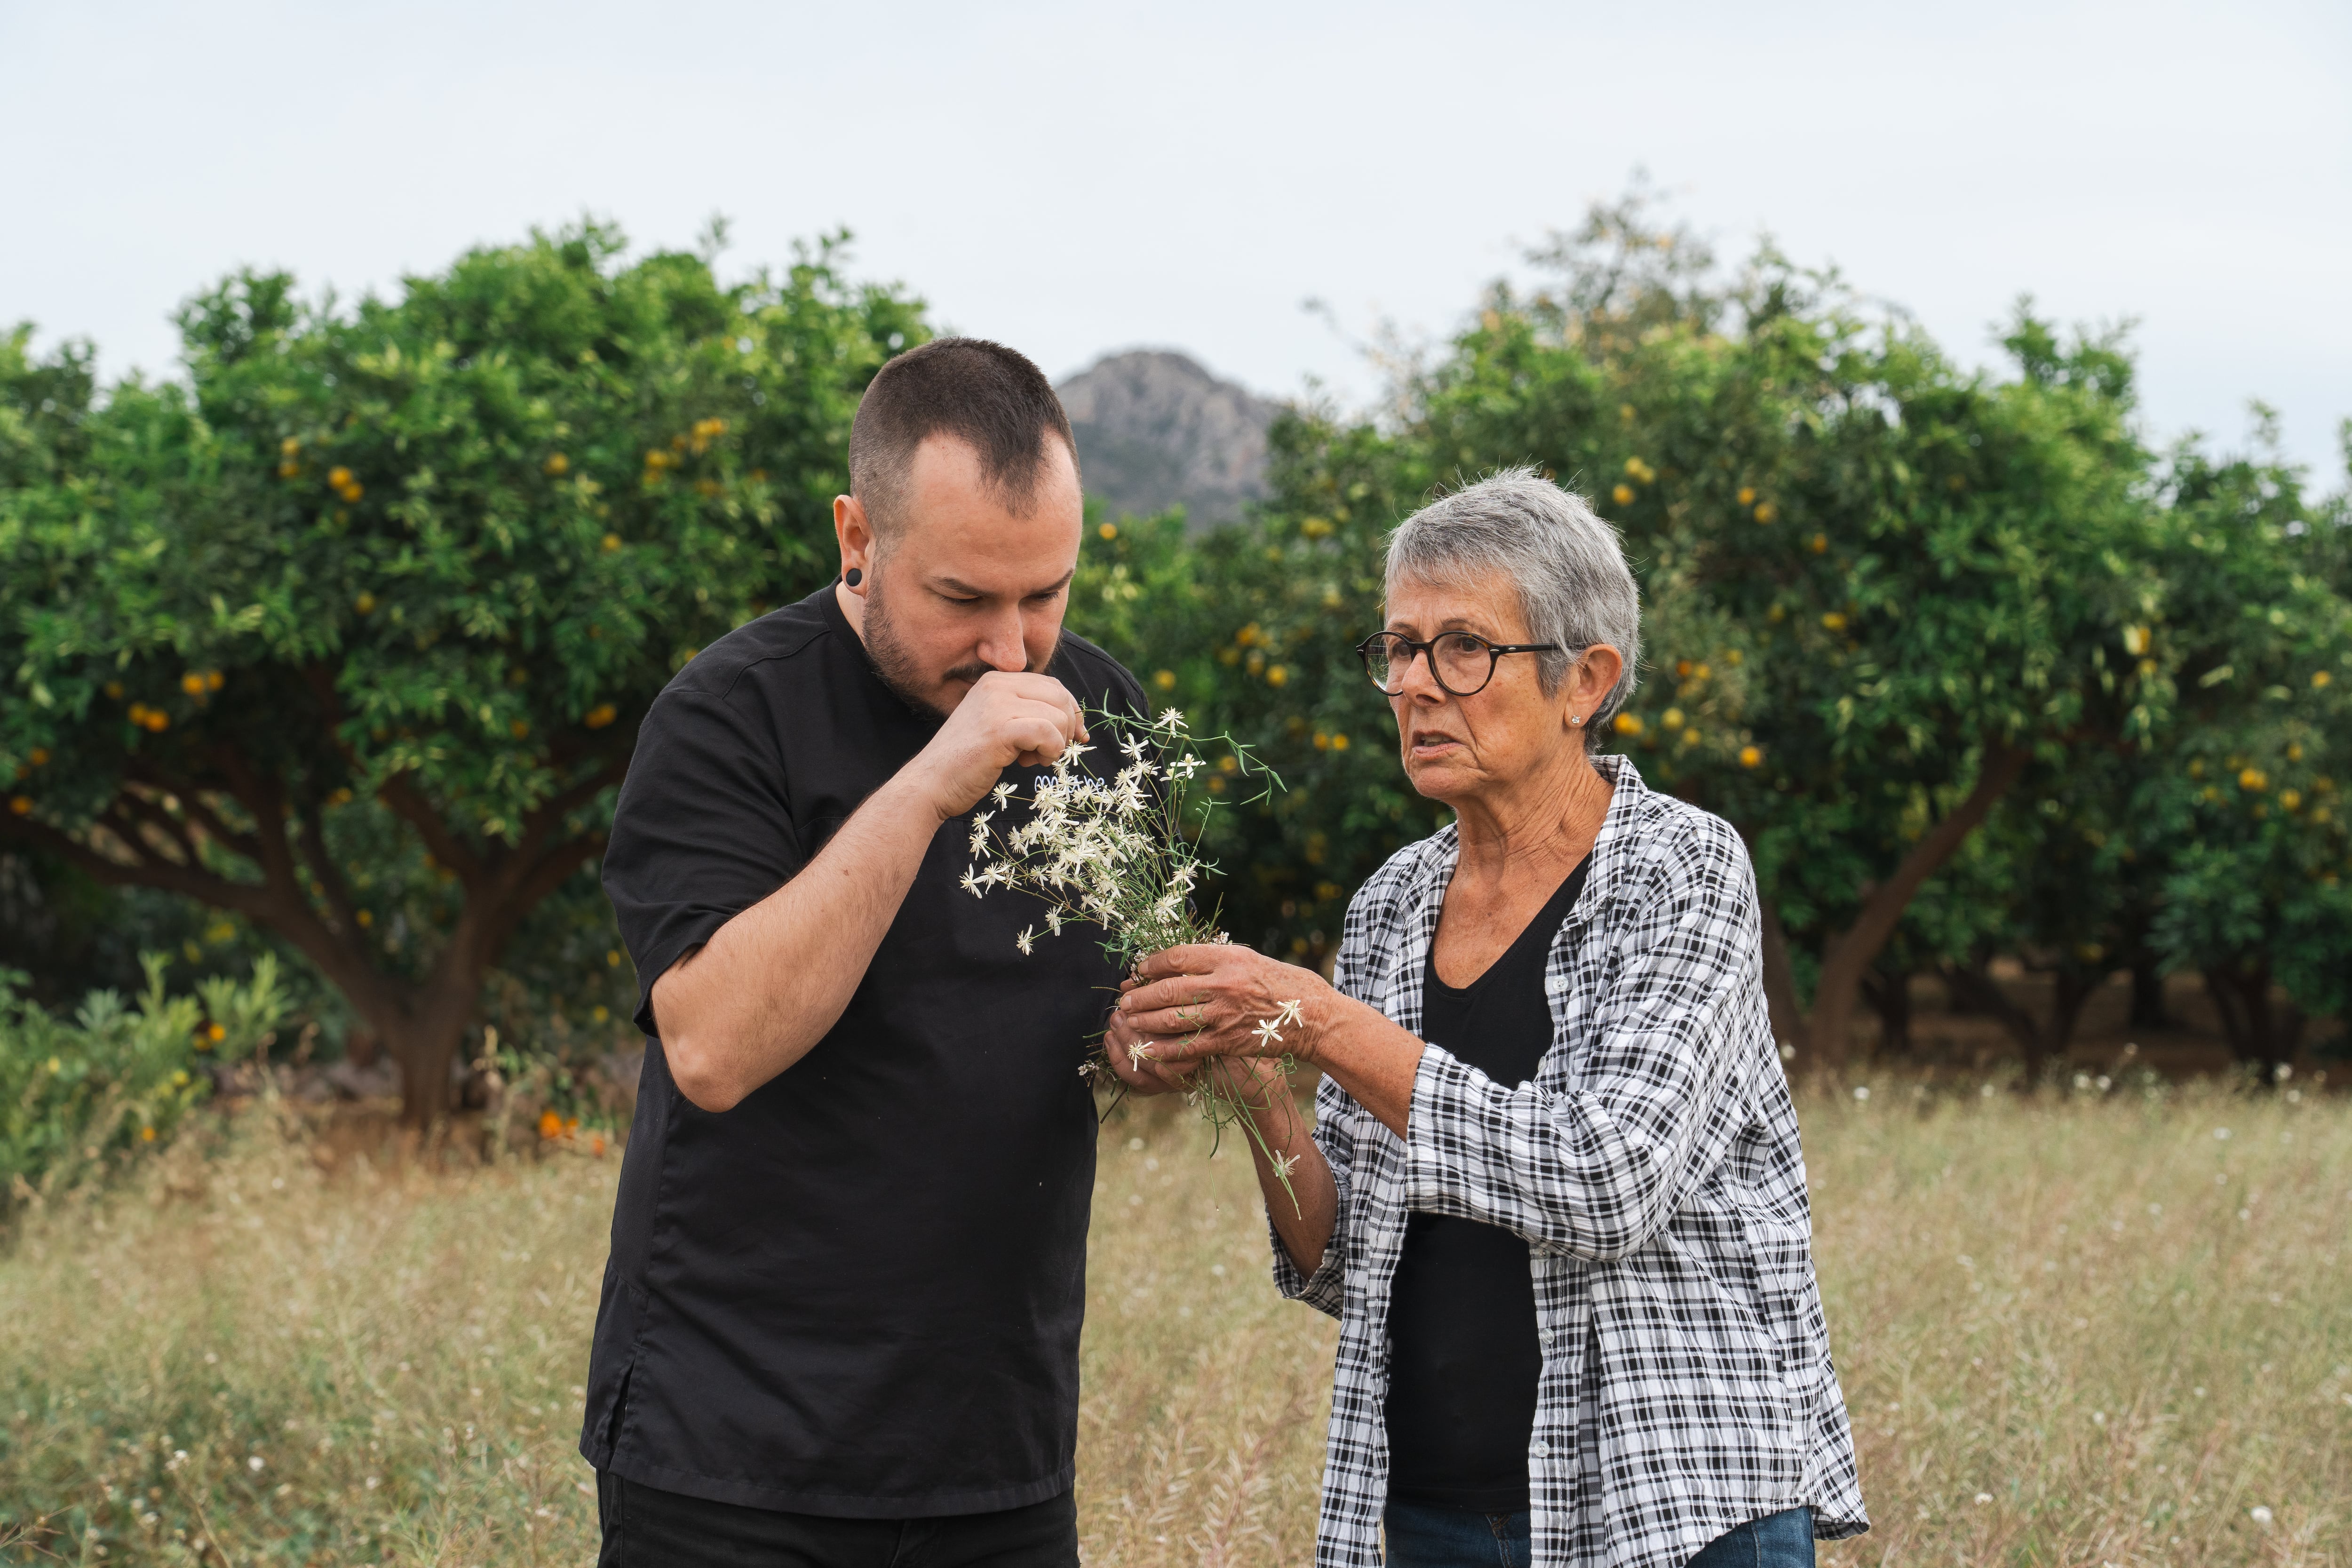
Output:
top-left (1080, 193), bottom-right (2348, 1064)
top-left (0, 223), bottom-right (923, 1115)
top-left (2131, 439), bottom-right (2352, 1040)
top-left (4, 196), bottom-right (2344, 1088)
top-left (0, 953), bottom-right (288, 1208)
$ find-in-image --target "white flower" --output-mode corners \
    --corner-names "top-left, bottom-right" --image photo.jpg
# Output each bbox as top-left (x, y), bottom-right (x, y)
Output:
top-left (1274, 999), bottom-right (1305, 1028)
top-left (1016, 925), bottom-right (1035, 955)
top-left (958, 868), bottom-right (983, 899)
top-left (1250, 1017), bottom-right (1286, 1049)
top-left (991, 781), bottom-right (1016, 806)
top-left (1120, 732), bottom-right (1150, 762)
top-left (1126, 1037), bottom-right (1155, 1064)
top-left (1271, 1150), bottom-right (1299, 1182)
top-left (1046, 908), bottom-right (1063, 937)
top-left (1158, 708), bottom-right (1186, 730)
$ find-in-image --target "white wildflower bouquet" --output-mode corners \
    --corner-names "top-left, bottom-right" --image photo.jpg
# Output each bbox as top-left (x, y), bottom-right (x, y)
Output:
top-left (963, 707), bottom-right (1308, 1207)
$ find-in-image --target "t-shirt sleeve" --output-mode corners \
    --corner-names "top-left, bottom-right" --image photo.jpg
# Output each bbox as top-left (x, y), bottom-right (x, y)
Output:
top-left (602, 681), bottom-right (802, 1037)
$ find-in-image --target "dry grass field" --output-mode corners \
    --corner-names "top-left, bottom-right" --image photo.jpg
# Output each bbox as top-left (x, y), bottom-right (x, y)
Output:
top-left (1, 1075), bottom-right (2346, 1566)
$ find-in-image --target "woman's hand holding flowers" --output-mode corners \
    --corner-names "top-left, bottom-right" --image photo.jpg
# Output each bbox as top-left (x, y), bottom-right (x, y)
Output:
top-left (1110, 943), bottom-right (1331, 1071)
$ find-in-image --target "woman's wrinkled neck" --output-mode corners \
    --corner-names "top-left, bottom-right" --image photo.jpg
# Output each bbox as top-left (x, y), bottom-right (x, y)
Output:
top-left (1447, 743), bottom-right (1612, 883)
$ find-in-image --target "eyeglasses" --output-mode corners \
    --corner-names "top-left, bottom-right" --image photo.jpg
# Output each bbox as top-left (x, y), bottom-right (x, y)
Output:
top-left (1354, 630), bottom-right (1565, 698)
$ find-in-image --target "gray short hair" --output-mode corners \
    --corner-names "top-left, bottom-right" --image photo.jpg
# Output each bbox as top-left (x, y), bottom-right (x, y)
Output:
top-left (1385, 467), bottom-right (1641, 729)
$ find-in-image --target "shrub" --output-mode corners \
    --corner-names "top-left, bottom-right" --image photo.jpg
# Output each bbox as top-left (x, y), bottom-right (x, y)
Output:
top-left (0, 952), bottom-right (288, 1208)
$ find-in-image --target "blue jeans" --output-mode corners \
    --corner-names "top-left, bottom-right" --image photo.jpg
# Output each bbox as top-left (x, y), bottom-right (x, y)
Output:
top-left (1382, 1504), bottom-right (1813, 1568)
top-left (1383, 1503), bottom-right (1530, 1568)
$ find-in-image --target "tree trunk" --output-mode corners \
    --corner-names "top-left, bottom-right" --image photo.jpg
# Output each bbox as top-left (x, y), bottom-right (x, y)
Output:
top-left (2047, 968), bottom-right (2103, 1059)
top-left (1941, 959), bottom-right (2049, 1080)
top-left (1757, 899), bottom-right (1811, 1058)
top-left (1805, 743), bottom-right (2031, 1073)
top-left (2128, 958), bottom-right (2170, 1029)
top-left (2203, 962), bottom-right (2301, 1078)
top-left (369, 939), bottom-right (497, 1127)
top-left (1861, 968), bottom-right (1912, 1058)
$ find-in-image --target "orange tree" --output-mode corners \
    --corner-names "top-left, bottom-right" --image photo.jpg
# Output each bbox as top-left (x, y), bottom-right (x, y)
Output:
top-left (1089, 201), bottom-right (2172, 1069)
top-left (2130, 436), bottom-right (2352, 1068)
top-left (0, 226), bottom-right (922, 1122)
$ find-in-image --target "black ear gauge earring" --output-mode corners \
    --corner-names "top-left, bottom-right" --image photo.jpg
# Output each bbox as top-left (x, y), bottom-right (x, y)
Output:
top-left (844, 567), bottom-right (863, 588)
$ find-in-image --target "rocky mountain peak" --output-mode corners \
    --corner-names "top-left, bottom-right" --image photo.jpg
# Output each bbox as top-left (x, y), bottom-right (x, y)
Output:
top-left (1056, 350), bottom-right (1280, 530)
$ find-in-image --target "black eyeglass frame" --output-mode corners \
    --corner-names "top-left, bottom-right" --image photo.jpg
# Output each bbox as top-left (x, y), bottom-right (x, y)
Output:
top-left (1353, 630), bottom-right (1571, 698)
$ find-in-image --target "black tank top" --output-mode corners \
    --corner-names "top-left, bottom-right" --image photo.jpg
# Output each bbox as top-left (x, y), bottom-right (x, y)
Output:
top-left (1382, 856), bottom-right (1590, 1512)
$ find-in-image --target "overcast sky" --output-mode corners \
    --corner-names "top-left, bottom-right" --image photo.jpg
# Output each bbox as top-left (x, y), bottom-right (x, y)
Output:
top-left (6, 0), bottom-right (2347, 478)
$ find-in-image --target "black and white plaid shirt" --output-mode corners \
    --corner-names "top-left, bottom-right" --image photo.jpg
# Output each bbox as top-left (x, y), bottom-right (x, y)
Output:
top-left (1272, 756), bottom-right (1868, 1568)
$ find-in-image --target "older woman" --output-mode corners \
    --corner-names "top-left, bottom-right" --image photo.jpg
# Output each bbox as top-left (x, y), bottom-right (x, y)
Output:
top-left (1108, 470), bottom-right (1866, 1568)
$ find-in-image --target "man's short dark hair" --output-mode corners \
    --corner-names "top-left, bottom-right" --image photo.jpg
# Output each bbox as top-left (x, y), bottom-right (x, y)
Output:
top-left (848, 337), bottom-right (1079, 543)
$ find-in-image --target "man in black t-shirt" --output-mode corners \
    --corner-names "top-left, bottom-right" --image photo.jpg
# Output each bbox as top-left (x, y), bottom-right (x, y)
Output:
top-left (583, 339), bottom-right (1145, 1567)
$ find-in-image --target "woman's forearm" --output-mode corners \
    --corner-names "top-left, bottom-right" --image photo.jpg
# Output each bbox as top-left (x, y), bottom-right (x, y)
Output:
top-left (1220, 1058), bottom-right (1340, 1273)
top-left (1301, 989), bottom-right (1425, 1139)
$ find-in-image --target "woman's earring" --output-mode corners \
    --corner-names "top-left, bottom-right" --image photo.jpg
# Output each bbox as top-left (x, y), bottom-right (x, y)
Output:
top-left (844, 566), bottom-right (863, 588)
top-left (1570, 713), bottom-right (1584, 727)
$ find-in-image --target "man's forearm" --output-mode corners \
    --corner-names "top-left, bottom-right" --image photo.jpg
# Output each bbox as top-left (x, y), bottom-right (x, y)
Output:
top-left (654, 772), bottom-right (944, 1111)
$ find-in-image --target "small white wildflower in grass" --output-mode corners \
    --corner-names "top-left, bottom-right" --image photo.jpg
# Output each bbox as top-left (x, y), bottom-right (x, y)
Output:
top-left (2214, 1126), bottom-right (2232, 1140)
top-left (2250, 1505), bottom-right (2274, 1525)
top-left (1853, 1085), bottom-right (1871, 1102)
top-left (1973, 1492), bottom-right (1992, 1505)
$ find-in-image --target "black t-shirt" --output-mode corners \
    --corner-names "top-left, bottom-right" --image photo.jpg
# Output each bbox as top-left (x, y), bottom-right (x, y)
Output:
top-left (1383, 856), bottom-right (1590, 1512)
top-left (580, 584), bottom-right (1146, 1518)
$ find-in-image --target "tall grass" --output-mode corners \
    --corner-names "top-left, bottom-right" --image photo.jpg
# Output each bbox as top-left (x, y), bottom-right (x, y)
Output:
top-left (0, 1079), bottom-right (2344, 1565)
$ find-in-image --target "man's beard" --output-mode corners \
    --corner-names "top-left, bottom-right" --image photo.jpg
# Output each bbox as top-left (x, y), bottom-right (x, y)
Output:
top-left (862, 573), bottom-right (1061, 720)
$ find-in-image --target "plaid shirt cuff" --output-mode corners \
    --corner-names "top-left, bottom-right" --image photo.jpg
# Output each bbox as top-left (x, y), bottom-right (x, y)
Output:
top-left (1269, 1179), bottom-right (1347, 1318)
top-left (1401, 1042), bottom-right (1478, 1203)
